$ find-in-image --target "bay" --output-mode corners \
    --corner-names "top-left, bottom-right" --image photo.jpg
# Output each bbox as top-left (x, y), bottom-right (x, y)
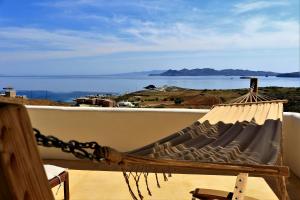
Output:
top-left (0, 75), bottom-right (299, 102)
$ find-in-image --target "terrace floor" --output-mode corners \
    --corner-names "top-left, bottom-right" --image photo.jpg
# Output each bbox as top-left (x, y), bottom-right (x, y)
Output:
top-left (52, 170), bottom-right (279, 200)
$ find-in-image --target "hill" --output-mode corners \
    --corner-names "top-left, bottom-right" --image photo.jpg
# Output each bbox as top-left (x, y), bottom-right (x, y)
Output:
top-left (117, 86), bottom-right (300, 112)
top-left (277, 72), bottom-right (300, 78)
top-left (150, 68), bottom-right (279, 76)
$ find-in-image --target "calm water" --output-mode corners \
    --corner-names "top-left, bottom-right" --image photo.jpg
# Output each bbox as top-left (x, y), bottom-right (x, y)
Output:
top-left (0, 75), bottom-right (299, 102)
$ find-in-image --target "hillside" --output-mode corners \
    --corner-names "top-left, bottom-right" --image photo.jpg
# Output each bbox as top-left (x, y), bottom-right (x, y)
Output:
top-left (117, 86), bottom-right (300, 112)
top-left (0, 96), bottom-right (71, 106)
top-left (150, 68), bottom-right (279, 76)
top-left (277, 72), bottom-right (300, 78)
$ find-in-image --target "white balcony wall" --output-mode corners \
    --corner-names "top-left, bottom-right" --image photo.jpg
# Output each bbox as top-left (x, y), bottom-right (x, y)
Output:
top-left (26, 106), bottom-right (300, 178)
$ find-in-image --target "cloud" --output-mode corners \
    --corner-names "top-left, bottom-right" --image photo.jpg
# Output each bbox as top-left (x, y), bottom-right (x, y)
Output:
top-left (0, 14), bottom-right (298, 63)
top-left (1, 0), bottom-right (299, 63)
top-left (0, 27), bottom-right (143, 61)
top-left (35, 0), bottom-right (169, 11)
top-left (233, 1), bottom-right (289, 14)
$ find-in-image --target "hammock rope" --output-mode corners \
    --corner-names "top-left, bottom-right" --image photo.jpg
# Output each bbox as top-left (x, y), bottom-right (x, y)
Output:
top-left (229, 91), bottom-right (278, 104)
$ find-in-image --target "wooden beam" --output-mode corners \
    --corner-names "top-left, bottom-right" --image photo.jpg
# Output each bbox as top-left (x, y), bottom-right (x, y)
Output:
top-left (43, 159), bottom-right (288, 178)
top-left (232, 173), bottom-right (248, 200)
top-left (0, 102), bottom-right (54, 200)
top-left (250, 78), bottom-right (258, 94)
top-left (119, 154), bottom-right (289, 177)
top-left (43, 150), bottom-right (289, 177)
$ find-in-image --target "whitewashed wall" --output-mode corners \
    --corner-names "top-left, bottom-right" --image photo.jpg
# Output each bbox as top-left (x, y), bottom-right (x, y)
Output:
top-left (26, 106), bottom-right (300, 178)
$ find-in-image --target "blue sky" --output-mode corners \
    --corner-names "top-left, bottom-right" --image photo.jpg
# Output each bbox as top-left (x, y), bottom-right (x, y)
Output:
top-left (0, 0), bottom-right (299, 75)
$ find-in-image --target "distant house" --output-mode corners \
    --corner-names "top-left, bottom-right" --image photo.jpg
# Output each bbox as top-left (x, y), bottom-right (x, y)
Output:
top-left (75, 97), bottom-right (89, 104)
top-left (117, 101), bottom-right (135, 108)
top-left (3, 87), bottom-right (16, 98)
top-left (96, 99), bottom-right (116, 107)
top-left (85, 98), bottom-right (96, 105)
top-left (75, 97), bottom-right (116, 107)
top-left (144, 85), bottom-right (156, 90)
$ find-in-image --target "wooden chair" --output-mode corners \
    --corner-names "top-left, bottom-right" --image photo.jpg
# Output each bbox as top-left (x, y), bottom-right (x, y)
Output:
top-left (44, 165), bottom-right (70, 200)
top-left (0, 102), bottom-right (55, 199)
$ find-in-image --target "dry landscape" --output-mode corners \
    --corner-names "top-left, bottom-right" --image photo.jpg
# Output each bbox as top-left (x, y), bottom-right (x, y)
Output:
top-left (2, 86), bottom-right (299, 112)
top-left (116, 86), bottom-right (300, 112)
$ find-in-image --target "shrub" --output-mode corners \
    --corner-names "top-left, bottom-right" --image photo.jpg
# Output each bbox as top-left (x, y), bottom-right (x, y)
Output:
top-left (174, 98), bottom-right (183, 104)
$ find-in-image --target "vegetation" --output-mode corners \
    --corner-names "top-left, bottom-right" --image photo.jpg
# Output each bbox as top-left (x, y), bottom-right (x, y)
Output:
top-left (116, 86), bottom-right (300, 112)
top-left (1, 86), bottom-right (299, 112)
top-left (0, 96), bottom-right (71, 106)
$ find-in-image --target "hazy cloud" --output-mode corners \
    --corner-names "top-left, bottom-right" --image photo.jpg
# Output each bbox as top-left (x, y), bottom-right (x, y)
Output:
top-left (0, 0), bottom-right (298, 73)
top-left (233, 1), bottom-right (289, 14)
top-left (0, 15), bottom-right (298, 62)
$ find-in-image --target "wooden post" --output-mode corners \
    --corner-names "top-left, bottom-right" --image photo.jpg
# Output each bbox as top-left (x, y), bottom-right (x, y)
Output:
top-left (64, 172), bottom-right (70, 200)
top-left (232, 173), bottom-right (248, 200)
top-left (250, 78), bottom-right (258, 94)
top-left (0, 102), bottom-right (54, 200)
top-left (277, 176), bottom-right (288, 200)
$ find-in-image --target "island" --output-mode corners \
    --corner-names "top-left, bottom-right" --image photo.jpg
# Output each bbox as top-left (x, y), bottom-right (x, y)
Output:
top-left (150, 68), bottom-right (279, 76)
top-left (277, 72), bottom-right (300, 78)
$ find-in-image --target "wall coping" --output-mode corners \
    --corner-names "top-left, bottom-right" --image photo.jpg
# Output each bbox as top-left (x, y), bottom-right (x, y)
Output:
top-left (25, 105), bottom-right (210, 113)
top-left (25, 105), bottom-right (300, 116)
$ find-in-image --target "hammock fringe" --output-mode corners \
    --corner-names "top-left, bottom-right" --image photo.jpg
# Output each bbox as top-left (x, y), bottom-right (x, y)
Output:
top-left (143, 173), bottom-right (152, 196)
top-left (122, 171), bottom-right (138, 200)
top-left (122, 171), bottom-right (171, 200)
top-left (155, 173), bottom-right (161, 188)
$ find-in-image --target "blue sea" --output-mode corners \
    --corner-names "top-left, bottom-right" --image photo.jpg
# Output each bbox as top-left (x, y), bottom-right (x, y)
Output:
top-left (0, 75), bottom-right (299, 102)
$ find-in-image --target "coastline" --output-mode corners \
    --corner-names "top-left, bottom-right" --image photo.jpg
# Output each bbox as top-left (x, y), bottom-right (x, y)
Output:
top-left (2, 86), bottom-right (299, 112)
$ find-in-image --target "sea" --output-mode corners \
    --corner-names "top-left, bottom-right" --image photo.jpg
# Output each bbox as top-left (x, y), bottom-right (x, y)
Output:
top-left (0, 75), bottom-right (299, 102)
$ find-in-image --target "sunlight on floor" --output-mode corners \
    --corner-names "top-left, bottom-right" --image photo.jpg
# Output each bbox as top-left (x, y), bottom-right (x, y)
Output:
top-left (52, 170), bottom-right (278, 200)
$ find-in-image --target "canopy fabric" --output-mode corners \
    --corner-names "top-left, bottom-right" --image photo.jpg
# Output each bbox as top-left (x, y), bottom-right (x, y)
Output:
top-left (128, 102), bottom-right (283, 166)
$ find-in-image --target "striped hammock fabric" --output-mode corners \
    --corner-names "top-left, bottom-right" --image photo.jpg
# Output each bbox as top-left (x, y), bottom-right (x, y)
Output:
top-left (129, 101), bottom-right (284, 166)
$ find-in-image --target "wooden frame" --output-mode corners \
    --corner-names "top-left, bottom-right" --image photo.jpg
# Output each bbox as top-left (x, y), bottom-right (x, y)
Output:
top-left (48, 171), bottom-right (69, 200)
top-left (44, 159), bottom-right (288, 177)
top-left (0, 102), bottom-right (54, 200)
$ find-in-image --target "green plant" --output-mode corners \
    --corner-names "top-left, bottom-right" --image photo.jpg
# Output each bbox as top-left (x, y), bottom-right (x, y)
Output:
top-left (174, 98), bottom-right (183, 104)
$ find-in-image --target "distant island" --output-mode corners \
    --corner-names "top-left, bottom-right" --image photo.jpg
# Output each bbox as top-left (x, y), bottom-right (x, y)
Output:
top-left (277, 72), bottom-right (300, 78)
top-left (150, 68), bottom-right (279, 76)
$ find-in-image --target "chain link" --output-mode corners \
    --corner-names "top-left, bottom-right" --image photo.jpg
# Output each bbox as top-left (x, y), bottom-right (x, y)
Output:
top-left (33, 128), bottom-right (106, 161)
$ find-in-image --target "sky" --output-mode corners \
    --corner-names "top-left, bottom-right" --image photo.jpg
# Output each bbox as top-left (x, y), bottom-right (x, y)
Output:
top-left (0, 0), bottom-right (299, 75)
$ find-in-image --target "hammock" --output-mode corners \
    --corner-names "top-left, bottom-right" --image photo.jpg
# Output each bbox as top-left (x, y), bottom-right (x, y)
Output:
top-left (129, 100), bottom-right (284, 166)
top-left (0, 78), bottom-right (290, 200)
top-left (111, 98), bottom-right (288, 199)
top-left (95, 80), bottom-right (289, 199)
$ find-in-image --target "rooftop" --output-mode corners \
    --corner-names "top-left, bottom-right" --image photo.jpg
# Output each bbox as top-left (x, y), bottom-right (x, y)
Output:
top-left (25, 106), bottom-right (300, 200)
top-left (52, 170), bottom-right (278, 200)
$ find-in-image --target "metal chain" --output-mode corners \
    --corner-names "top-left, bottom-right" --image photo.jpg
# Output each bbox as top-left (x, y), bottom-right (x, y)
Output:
top-left (33, 128), bottom-right (106, 162)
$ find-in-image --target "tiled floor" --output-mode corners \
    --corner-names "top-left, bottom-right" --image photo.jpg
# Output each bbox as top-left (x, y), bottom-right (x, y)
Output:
top-left (52, 170), bottom-right (278, 200)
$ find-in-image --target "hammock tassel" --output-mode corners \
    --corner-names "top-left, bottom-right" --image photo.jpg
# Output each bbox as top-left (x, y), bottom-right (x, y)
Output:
top-left (133, 173), bottom-right (144, 200)
top-left (163, 173), bottom-right (168, 181)
top-left (155, 173), bottom-right (161, 188)
top-left (143, 173), bottom-right (152, 196)
top-left (122, 171), bottom-right (138, 200)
